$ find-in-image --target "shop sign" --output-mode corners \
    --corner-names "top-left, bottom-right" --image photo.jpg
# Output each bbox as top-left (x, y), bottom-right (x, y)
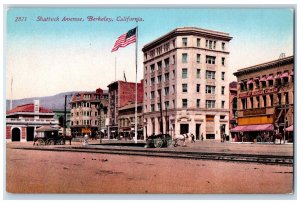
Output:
top-left (243, 108), bottom-right (266, 116)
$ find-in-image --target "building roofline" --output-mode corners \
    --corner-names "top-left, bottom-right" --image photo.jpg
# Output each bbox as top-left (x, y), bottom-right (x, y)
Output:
top-left (142, 27), bottom-right (232, 52)
top-left (233, 56), bottom-right (294, 77)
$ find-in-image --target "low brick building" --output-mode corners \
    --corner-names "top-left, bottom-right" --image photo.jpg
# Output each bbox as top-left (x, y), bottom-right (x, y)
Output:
top-left (229, 81), bottom-right (238, 140)
top-left (6, 100), bottom-right (58, 142)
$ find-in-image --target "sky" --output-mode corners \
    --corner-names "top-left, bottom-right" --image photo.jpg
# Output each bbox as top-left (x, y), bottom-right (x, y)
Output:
top-left (5, 7), bottom-right (294, 99)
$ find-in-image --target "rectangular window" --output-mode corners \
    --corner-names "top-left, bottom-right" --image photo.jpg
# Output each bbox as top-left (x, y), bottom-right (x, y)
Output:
top-left (197, 38), bottom-right (201, 47)
top-left (263, 95), bottom-right (266, 107)
top-left (197, 69), bottom-right (201, 78)
top-left (206, 100), bottom-right (215, 108)
top-left (173, 70), bottom-right (176, 78)
top-left (151, 104), bottom-right (155, 112)
top-left (222, 57), bottom-right (225, 66)
top-left (182, 38), bottom-right (187, 47)
top-left (197, 54), bottom-right (201, 63)
top-left (250, 97), bottom-right (253, 108)
top-left (164, 87), bottom-right (169, 96)
top-left (182, 84), bottom-right (188, 92)
top-left (151, 91), bottom-right (155, 99)
top-left (206, 56), bottom-right (216, 64)
top-left (242, 98), bottom-right (247, 109)
top-left (206, 86), bottom-right (215, 94)
top-left (172, 55), bottom-right (176, 64)
top-left (182, 99), bottom-right (188, 108)
top-left (182, 68), bottom-right (188, 78)
top-left (222, 42), bottom-right (225, 50)
top-left (182, 53), bottom-right (188, 63)
top-left (256, 96), bottom-right (260, 108)
top-left (206, 71), bottom-right (215, 79)
top-left (197, 99), bottom-right (200, 108)
top-left (151, 77), bottom-right (155, 85)
top-left (173, 100), bottom-right (175, 108)
top-left (221, 72), bottom-right (225, 80)
top-left (172, 85), bottom-right (175, 93)
top-left (206, 40), bottom-right (216, 49)
top-left (164, 58), bottom-right (170, 68)
top-left (165, 101), bottom-right (169, 109)
top-left (150, 64), bottom-right (155, 72)
top-left (157, 103), bottom-right (161, 110)
top-left (285, 92), bottom-right (289, 104)
top-left (221, 86), bottom-right (225, 95)
top-left (196, 84), bottom-right (200, 93)
top-left (270, 94), bottom-right (273, 106)
top-left (157, 61), bottom-right (162, 70)
top-left (164, 73), bottom-right (169, 81)
top-left (221, 101), bottom-right (225, 109)
top-left (157, 75), bottom-right (162, 83)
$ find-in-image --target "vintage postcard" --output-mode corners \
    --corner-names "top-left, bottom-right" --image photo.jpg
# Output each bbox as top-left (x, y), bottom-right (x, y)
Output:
top-left (4, 5), bottom-right (295, 197)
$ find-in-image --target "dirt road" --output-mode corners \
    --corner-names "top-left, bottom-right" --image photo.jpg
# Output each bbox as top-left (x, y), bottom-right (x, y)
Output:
top-left (6, 145), bottom-right (293, 194)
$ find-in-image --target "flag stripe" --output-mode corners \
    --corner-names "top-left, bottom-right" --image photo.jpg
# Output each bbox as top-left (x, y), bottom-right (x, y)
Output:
top-left (111, 28), bottom-right (137, 52)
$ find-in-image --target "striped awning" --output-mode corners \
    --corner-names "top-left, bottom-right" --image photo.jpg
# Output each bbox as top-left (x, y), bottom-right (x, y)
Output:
top-left (231, 124), bottom-right (274, 132)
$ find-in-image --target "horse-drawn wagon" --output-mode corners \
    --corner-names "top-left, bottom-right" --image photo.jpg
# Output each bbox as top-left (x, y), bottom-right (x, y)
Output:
top-left (146, 133), bottom-right (172, 148)
top-left (33, 125), bottom-right (64, 146)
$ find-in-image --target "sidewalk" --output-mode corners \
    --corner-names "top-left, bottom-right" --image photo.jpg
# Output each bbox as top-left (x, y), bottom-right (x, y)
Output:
top-left (7, 139), bottom-right (293, 157)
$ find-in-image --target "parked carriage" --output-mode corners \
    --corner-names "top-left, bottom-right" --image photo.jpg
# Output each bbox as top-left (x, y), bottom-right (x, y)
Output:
top-left (146, 133), bottom-right (172, 148)
top-left (33, 125), bottom-right (64, 146)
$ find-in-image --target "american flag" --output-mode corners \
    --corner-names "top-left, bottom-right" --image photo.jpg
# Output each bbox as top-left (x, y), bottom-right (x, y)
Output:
top-left (111, 27), bottom-right (137, 52)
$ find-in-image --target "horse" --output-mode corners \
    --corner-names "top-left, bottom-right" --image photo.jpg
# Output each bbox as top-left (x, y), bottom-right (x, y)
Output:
top-left (173, 133), bottom-right (193, 147)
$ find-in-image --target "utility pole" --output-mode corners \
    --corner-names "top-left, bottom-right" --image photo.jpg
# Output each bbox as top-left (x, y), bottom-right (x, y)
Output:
top-left (159, 90), bottom-right (163, 134)
top-left (64, 95), bottom-right (67, 137)
top-left (98, 102), bottom-right (103, 144)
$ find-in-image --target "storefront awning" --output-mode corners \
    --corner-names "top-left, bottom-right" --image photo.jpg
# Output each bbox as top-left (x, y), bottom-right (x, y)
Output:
top-left (231, 124), bottom-right (274, 132)
top-left (286, 125), bottom-right (293, 132)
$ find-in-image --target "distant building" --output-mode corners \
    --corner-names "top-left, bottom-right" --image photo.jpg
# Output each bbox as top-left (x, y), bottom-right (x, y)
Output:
top-left (69, 88), bottom-right (108, 138)
top-left (233, 56), bottom-right (294, 142)
top-left (118, 102), bottom-right (144, 140)
top-left (107, 80), bottom-right (143, 139)
top-left (6, 100), bottom-right (58, 142)
top-left (229, 81), bottom-right (238, 140)
top-left (53, 109), bottom-right (71, 128)
top-left (142, 27), bottom-right (232, 140)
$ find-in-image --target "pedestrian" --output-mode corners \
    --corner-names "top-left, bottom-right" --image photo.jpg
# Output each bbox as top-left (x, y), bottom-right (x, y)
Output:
top-left (191, 134), bottom-right (195, 143)
top-left (201, 133), bottom-right (204, 141)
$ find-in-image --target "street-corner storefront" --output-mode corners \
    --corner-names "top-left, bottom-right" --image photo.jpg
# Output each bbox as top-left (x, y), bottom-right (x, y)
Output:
top-left (233, 56), bottom-right (294, 143)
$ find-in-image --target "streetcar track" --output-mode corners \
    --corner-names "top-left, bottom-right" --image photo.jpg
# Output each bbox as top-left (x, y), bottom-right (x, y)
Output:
top-left (10, 146), bottom-right (293, 166)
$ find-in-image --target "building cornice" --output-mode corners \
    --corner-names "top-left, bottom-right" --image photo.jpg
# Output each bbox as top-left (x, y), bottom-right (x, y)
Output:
top-left (142, 27), bottom-right (232, 52)
top-left (233, 56), bottom-right (294, 77)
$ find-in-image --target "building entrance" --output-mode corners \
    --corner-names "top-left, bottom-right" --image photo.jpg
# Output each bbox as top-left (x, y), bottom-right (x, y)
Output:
top-left (196, 124), bottom-right (201, 140)
top-left (26, 127), bottom-right (34, 141)
top-left (12, 128), bottom-right (21, 142)
top-left (180, 124), bottom-right (189, 134)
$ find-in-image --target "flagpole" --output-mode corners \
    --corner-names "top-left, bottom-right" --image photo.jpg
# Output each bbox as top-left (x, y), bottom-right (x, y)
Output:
top-left (134, 26), bottom-right (138, 144)
top-left (115, 56), bottom-right (116, 81)
top-left (10, 77), bottom-right (13, 110)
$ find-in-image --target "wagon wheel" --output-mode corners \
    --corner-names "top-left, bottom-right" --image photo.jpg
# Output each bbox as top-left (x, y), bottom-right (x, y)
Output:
top-left (166, 138), bottom-right (173, 147)
top-left (47, 139), bottom-right (55, 145)
top-left (153, 138), bottom-right (163, 148)
top-left (36, 139), bottom-right (45, 146)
